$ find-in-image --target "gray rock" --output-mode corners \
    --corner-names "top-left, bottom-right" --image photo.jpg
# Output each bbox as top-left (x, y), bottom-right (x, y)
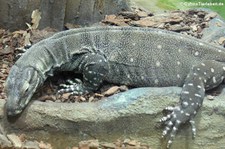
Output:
top-left (1, 86), bottom-right (225, 149)
top-left (201, 10), bottom-right (225, 46)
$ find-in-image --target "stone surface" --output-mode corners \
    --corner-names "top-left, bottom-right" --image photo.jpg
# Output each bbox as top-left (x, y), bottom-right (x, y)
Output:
top-left (1, 86), bottom-right (225, 149)
top-left (201, 9), bottom-right (225, 47)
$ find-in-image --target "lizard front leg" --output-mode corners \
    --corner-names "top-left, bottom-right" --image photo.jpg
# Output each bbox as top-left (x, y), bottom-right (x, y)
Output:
top-left (160, 60), bottom-right (225, 148)
top-left (58, 53), bottom-right (109, 95)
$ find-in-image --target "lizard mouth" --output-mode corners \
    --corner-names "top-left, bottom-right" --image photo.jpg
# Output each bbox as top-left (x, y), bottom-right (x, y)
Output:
top-left (6, 96), bottom-right (30, 116)
top-left (7, 109), bottom-right (22, 116)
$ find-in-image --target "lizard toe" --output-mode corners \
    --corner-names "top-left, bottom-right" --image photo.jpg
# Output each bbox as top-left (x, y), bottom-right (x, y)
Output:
top-left (189, 119), bottom-right (197, 139)
top-left (161, 105), bottom-right (194, 148)
top-left (58, 78), bottom-right (91, 95)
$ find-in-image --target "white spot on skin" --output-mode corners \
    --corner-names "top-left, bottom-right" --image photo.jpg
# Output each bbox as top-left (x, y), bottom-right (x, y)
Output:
top-left (173, 114), bottom-right (177, 118)
top-left (204, 79), bottom-right (207, 83)
top-left (165, 127), bottom-right (170, 131)
top-left (177, 74), bottom-right (181, 79)
top-left (185, 113), bottom-right (190, 116)
top-left (85, 55), bottom-right (89, 59)
top-left (176, 107), bottom-right (181, 111)
top-left (193, 73), bottom-right (197, 76)
top-left (223, 67), bottom-right (225, 71)
top-left (218, 49), bottom-right (222, 52)
top-left (204, 72), bottom-right (207, 75)
top-left (182, 91), bottom-right (189, 94)
top-left (176, 120), bottom-right (181, 124)
top-left (168, 121), bottom-right (173, 126)
top-left (199, 43), bottom-right (203, 46)
top-left (188, 83), bottom-right (193, 86)
top-left (93, 83), bottom-right (98, 86)
top-left (194, 51), bottom-right (199, 56)
top-left (189, 98), bottom-right (192, 101)
top-left (181, 110), bottom-right (184, 113)
top-left (99, 59), bottom-right (103, 62)
top-left (88, 71), bottom-right (93, 74)
top-left (162, 130), bottom-right (167, 136)
top-left (157, 45), bottom-right (162, 49)
top-left (197, 85), bottom-right (201, 89)
top-left (132, 43), bottom-right (136, 46)
top-left (141, 76), bottom-right (144, 80)
top-left (213, 77), bottom-right (216, 83)
top-left (197, 68), bottom-right (200, 71)
top-left (201, 63), bottom-right (205, 66)
top-left (130, 58), bottom-right (134, 62)
top-left (154, 79), bottom-right (159, 84)
top-left (127, 74), bottom-right (130, 78)
top-left (211, 68), bottom-right (214, 73)
top-left (156, 61), bottom-right (161, 67)
top-left (178, 49), bottom-right (181, 53)
top-left (177, 61), bottom-right (181, 65)
top-left (195, 93), bottom-right (201, 97)
top-left (183, 101), bottom-right (189, 106)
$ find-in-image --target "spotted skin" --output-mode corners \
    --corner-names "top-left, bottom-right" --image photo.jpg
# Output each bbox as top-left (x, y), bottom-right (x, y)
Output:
top-left (5, 27), bottom-right (225, 148)
top-left (160, 60), bottom-right (225, 148)
top-left (58, 52), bottom-right (109, 95)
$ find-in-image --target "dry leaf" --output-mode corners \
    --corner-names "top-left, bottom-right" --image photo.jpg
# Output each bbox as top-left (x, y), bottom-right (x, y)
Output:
top-left (39, 141), bottom-right (52, 149)
top-left (0, 46), bottom-right (12, 55)
top-left (218, 37), bottom-right (225, 45)
top-left (26, 23), bottom-right (33, 30)
top-left (24, 32), bottom-right (31, 46)
top-left (102, 15), bottom-right (130, 26)
top-left (31, 9), bottom-right (42, 29)
top-left (103, 86), bottom-right (120, 96)
top-left (65, 23), bottom-right (80, 29)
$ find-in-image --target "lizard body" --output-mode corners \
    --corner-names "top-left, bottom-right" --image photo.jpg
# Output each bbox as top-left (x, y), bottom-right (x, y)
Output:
top-left (5, 26), bottom-right (225, 148)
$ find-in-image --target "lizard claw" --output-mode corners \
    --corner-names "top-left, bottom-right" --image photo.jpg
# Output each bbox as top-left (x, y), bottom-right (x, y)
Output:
top-left (190, 119), bottom-right (197, 139)
top-left (58, 78), bottom-right (87, 95)
top-left (160, 105), bottom-right (196, 148)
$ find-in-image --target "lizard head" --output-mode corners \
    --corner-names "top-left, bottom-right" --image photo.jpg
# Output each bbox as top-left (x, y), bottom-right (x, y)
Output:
top-left (5, 66), bottom-right (41, 116)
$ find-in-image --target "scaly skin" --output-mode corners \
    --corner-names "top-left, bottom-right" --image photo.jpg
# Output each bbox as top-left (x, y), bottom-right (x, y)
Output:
top-left (5, 26), bottom-right (225, 148)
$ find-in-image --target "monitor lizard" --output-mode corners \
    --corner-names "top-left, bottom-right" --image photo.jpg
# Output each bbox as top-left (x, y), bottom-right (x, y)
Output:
top-left (5, 26), bottom-right (225, 148)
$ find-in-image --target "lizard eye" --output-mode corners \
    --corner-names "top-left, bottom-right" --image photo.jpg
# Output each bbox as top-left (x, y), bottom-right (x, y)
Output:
top-left (22, 82), bottom-right (29, 95)
top-left (24, 88), bottom-right (29, 93)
